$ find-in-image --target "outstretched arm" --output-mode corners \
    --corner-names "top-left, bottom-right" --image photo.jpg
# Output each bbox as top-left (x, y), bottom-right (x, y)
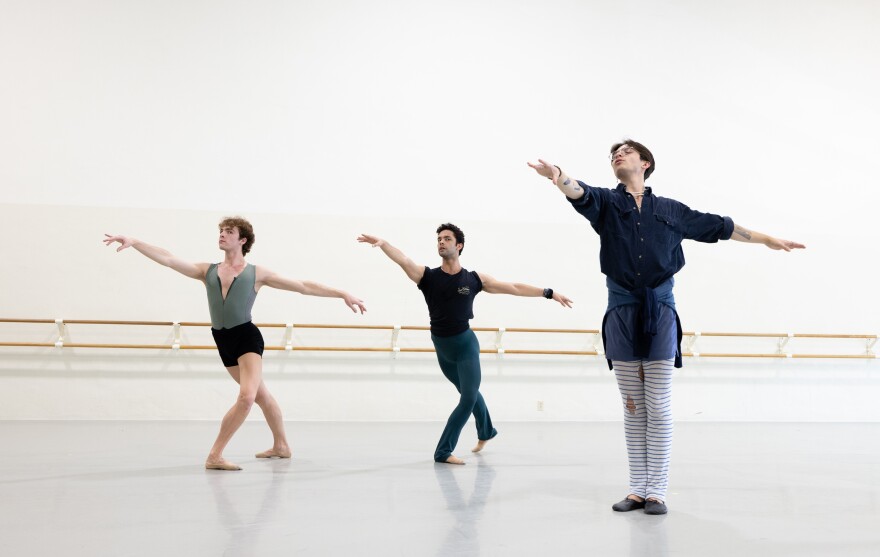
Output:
top-left (257, 268), bottom-right (366, 314)
top-left (730, 225), bottom-right (806, 252)
top-left (357, 234), bottom-right (425, 284)
top-left (478, 273), bottom-right (573, 308)
top-left (102, 234), bottom-right (208, 281)
top-left (527, 159), bottom-right (585, 200)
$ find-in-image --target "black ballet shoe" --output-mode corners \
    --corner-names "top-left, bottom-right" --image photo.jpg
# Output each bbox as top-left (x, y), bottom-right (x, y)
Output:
top-left (612, 497), bottom-right (646, 512)
top-left (644, 499), bottom-right (668, 515)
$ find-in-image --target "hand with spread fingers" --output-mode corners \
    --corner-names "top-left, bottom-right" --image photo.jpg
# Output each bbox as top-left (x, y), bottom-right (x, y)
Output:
top-left (526, 159), bottom-right (561, 182)
top-left (103, 234), bottom-right (134, 252)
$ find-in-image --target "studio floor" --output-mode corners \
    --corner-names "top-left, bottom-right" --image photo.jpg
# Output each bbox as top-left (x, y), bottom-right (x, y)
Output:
top-left (0, 421), bottom-right (878, 557)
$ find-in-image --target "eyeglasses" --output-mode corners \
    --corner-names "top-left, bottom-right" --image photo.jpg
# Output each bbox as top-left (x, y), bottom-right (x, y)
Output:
top-left (609, 146), bottom-right (636, 160)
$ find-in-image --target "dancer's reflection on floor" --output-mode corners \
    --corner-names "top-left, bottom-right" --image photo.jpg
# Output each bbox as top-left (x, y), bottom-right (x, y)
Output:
top-left (433, 456), bottom-right (497, 556)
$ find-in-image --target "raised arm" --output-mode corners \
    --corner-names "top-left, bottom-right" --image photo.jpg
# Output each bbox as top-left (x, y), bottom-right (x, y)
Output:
top-left (256, 267), bottom-right (366, 314)
top-left (478, 273), bottom-right (573, 308)
top-left (730, 224), bottom-right (806, 252)
top-left (357, 234), bottom-right (425, 284)
top-left (527, 159), bottom-right (585, 200)
top-left (103, 234), bottom-right (208, 281)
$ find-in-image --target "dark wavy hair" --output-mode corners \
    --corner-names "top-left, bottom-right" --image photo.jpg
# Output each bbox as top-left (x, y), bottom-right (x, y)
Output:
top-left (218, 216), bottom-right (255, 255)
top-left (611, 139), bottom-right (655, 179)
top-left (436, 223), bottom-right (464, 255)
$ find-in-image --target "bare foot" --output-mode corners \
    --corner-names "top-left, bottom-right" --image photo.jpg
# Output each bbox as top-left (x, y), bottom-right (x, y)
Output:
top-left (627, 495), bottom-right (645, 502)
top-left (255, 448), bottom-right (292, 459)
top-left (472, 439), bottom-right (490, 453)
top-left (205, 458), bottom-right (242, 471)
top-left (444, 455), bottom-right (465, 465)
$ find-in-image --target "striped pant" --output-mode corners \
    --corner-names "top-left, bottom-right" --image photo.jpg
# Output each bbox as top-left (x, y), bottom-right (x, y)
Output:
top-left (612, 359), bottom-right (674, 502)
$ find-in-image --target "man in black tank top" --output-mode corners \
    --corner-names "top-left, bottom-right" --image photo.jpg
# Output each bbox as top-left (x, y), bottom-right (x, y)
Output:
top-left (105, 216), bottom-right (367, 471)
top-left (359, 224), bottom-right (573, 464)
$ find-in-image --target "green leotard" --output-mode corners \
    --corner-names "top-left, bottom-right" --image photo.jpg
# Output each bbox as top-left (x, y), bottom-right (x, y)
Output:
top-left (205, 263), bottom-right (257, 329)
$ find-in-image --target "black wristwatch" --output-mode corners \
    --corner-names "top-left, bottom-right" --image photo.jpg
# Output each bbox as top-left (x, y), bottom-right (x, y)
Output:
top-left (543, 288), bottom-right (553, 299)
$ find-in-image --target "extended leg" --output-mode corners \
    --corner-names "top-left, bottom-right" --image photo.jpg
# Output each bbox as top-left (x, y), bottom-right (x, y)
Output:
top-left (206, 352), bottom-right (263, 470)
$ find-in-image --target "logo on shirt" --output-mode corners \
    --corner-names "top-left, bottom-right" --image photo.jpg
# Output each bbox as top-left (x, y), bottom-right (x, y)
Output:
top-left (457, 286), bottom-right (471, 295)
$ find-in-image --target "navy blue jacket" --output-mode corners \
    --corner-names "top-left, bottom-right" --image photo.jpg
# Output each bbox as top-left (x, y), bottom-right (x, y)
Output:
top-left (569, 182), bottom-right (734, 290)
top-left (570, 182), bottom-right (734, 368)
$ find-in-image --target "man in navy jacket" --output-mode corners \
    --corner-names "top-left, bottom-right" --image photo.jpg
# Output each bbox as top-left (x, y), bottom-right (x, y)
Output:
top-left (528, 140), bottom-right (804, 514)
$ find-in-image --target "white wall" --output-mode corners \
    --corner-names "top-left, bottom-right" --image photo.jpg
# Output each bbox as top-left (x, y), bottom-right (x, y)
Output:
top-left (0, 1), bottom-right (877, 420)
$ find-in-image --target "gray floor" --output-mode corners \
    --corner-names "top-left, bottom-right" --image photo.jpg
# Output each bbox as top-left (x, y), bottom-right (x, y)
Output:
top-left (0, 421), bottom-right (878, 557)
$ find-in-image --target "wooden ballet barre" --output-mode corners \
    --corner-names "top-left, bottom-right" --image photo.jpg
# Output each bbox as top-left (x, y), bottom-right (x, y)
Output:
top-left (2, 344), bottom-right (875, 358)
top-left (684, 331), bottom-right (877, 339)
top-left (265, 325), bottom-right (596, 333)
top-left (0, 319), bottom-right (620, 336)
top-left (0, 318), bottom-right (874, 338)
top-left (790, 334), bottom-right (877, 339)
top-left (1, 341), bottom-right (874, 358)
top-left (275, 346), bottom-right (439, 353)
top-left (503, 328), bottom-right (601, 334)
top-left (0, 318), bottom-right (181, 326)
top-left (254, 323), bottom-right (420, 330)
top-left (500, 349), bottom-right (600, 356)
top-left (63, 319), bottom-right (177, 326)
top-left (682, 353), bottom-right (877, 359)
top-left (0, 342), bottom-right (214, 349)
top-left (0, 318), bottom-right (876, 359)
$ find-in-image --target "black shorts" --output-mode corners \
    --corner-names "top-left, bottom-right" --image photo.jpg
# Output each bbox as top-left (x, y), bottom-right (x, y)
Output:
top-left (211, 322), bottom-right (265, 367)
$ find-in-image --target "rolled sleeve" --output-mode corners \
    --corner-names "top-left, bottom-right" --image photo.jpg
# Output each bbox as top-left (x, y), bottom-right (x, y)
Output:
top-left (720, 216), bottom-right (734, 240)
top-left (676, 202), bottom-right (735, 243)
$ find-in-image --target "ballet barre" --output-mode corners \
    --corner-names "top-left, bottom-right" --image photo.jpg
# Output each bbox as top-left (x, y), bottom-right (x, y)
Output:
top-left (0, 318), bottom-right (876, 359)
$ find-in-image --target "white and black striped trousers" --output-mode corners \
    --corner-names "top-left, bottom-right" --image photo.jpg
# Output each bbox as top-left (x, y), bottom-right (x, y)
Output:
top-left (612, 359), bottom-right (674, 502)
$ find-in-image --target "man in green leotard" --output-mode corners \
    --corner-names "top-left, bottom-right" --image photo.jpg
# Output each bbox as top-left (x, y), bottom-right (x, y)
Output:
top-left (105, 216), bottom-right (366, 471)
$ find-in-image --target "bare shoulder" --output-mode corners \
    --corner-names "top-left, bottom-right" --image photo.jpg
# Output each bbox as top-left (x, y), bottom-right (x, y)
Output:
top-left (253, 264), bottom-right (276, 282)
